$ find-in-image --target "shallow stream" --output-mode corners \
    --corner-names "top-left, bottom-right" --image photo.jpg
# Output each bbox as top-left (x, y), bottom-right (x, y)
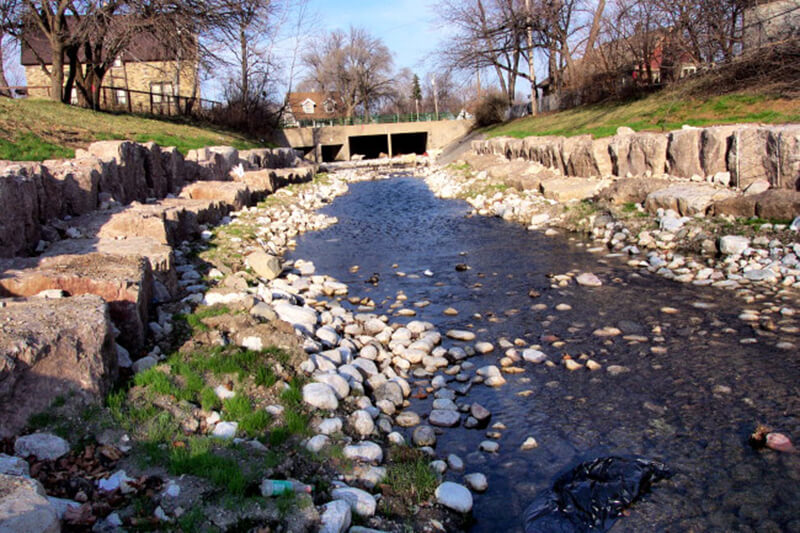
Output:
top-left (289, 175), bottom-right (800, 532)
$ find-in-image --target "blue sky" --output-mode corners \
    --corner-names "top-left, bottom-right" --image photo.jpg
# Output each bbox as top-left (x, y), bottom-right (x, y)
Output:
top-left (305, 0), bottom-right (442, 73)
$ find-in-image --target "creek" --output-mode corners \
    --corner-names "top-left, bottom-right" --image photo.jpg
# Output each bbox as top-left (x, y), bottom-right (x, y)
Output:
top-left (289, 174), bottom-right (800, 532)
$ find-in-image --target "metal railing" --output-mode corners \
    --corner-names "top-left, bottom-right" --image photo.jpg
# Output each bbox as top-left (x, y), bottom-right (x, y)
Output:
top-left (288, 111), bottom-right (457, 129)
top-left (97, 86), bottom-right (223, 117)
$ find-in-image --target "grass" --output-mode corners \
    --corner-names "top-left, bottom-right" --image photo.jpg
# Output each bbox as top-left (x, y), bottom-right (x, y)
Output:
top-left (175, 305), bottom-right (232, 334)
top-left (0, 98), bottom-right (266, 161)
top-left (381, 446), bottom-right (439, 516)
top-left (485, 89), bottom-right (800, 140)
top-left (168, 437), bottom-right (250, 496)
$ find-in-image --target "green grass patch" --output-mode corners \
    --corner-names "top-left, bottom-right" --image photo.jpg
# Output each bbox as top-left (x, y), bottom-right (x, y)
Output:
top-left (382, 447), bottom-right (438, 512)
top-left (0, 132), bottom-right (74, 161)
top-left (168, 437), bottom-right (249, 496)
top-left (0, 98), bottom-right (266, 161)
top-left (176, 305), bottom-right (231, 334)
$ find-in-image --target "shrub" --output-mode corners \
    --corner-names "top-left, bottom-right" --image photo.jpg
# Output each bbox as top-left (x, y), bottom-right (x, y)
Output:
top-left (474, 92), bottom-right (509, 127)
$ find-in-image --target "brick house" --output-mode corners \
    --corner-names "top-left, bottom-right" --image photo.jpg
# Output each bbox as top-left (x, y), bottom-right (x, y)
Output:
top-left (21, 22), bottom-right (199, 114)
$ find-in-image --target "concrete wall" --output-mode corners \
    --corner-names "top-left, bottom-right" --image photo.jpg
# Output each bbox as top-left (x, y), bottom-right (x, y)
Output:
top-left (279, 119), bottom-right (473, 161)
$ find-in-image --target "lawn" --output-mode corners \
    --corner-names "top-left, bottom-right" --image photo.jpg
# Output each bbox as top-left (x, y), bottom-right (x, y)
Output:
top-left (485, 90), bottom-right (800, 140)
top-left (0, 98), bottom-right (266, 161)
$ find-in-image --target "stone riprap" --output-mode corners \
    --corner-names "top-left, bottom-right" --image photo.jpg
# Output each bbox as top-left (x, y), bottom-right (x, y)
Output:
top-left (472, 124), bottom-right (800, 189)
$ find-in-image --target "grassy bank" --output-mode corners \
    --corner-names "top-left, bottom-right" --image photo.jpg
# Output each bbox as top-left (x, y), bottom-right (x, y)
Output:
top-left (0, 98), bottom-right (265, 161)
top-left (486, 89), bottom-right (800, 140)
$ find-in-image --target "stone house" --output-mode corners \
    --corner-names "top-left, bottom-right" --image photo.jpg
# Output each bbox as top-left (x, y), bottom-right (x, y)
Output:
top-left (282, 92), bottom-right (342, 127)
top-left (21, 22), bottom-right (198, 114)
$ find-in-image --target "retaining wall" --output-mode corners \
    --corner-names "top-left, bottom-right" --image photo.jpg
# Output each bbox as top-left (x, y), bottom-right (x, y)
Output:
top-left (0, 143), bottom-right (303, 258)
top-left (472, 124), bottom-right (800, 191)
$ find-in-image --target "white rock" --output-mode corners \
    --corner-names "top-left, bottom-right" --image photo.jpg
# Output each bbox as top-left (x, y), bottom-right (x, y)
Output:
top-left (435, 482), bottom-right (473, 513)
top-left (98, 470), bottom-right (136, 493)
top-left (316, 417), bottom-right (343, 435)
top-left (320, 499), bottom-right (351, 533)
top-left (576, 272), bottom-right (603, 287)
top-left (521, 349), bottom-right (547, 364)
top-left (306, 435), bottom-right (330, 453)
top-left (132, 355), bottom-right (158, 374)
top-left (446, 330), bottom-right (476, 341)
top-left (331, 487), bottom-right (377, 517)
top-left (212, 422), bottom-right (238, 439)
top-left (343, 442), bottom-right (383, 464)
top-left (14, 433), bottom-right (70, 461)
top-left (464, 473), bottom-right (488, 492)
top-left (429, 409), bottom-right (460, 427)
top-left (0, 454), bottom-right (30, 476)
top-left (520, 437), bottom-right (539, 450)
top-left (474, 342), bottom-right (494, 354)
top-left (720, 235), bottom-right (750, 256)
top-left (302, 383), bottom-right (339, 410)
top-left (214, 384), bottom-right (236, 400)
top-left (349, 410), bottom-right (375, 437)
top-left (0, 475), bottom-right (59, 532)
top-left (314, 373), bottom-right (350, 400)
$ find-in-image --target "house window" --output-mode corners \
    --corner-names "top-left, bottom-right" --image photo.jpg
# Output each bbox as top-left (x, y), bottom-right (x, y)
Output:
top-left (301, 99), bottom-right (315, 114)
top-left (113, 56), bottom-right (123, 68)
top-left (70, 88), bottom-right (78, 105)
top-left (151, 82), bottom-right (173, 103)
top-left (115, 89), bottom-right (127, 105)
top-left (323, 100), bottom-right (335, 114)
top-left (681, 66), bottom-right (697, 78)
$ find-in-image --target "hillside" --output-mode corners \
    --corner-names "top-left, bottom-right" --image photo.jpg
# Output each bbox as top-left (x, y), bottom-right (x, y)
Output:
top-left (0, 98), bottom-right (265, 161)
top-left (486, 88), bottom-right (800, 140)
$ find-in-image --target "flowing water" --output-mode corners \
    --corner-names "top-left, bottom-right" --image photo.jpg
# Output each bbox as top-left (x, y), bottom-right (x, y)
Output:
top-left (289, 175), bottom-right (800, 532)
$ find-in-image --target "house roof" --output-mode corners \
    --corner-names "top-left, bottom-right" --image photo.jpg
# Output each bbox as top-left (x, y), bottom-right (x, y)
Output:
top-left (286, 92), bottom-right (341, 120)
top-left (20, 17), bottom-right (194, 66)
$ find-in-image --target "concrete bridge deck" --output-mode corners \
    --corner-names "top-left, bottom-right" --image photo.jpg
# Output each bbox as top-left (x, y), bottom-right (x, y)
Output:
top-left (276, 119), bottom-right (473, 162)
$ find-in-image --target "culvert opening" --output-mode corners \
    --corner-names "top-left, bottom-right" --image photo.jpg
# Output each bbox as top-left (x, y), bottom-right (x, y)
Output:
top-left (321, 144), bottom-right (343, 162)
top-left (348, 135), bottom-right (389, 160)
top-left (391, 132), bottom-right (428, 156)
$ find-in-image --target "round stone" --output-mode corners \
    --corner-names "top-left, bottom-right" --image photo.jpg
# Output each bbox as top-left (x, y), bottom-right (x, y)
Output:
top-left (435, 482), bottom-right (473, 513)
top-left (412, 425), bottom-right (437, 447)
top-left (464, 473), bottom-right (488, 492)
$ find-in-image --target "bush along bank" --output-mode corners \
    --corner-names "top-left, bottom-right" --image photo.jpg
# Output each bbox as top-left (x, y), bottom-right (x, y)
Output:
top-left (420, 149), bottom-right (800, 353)
top-left (4, 163), bottom-right (494, 532)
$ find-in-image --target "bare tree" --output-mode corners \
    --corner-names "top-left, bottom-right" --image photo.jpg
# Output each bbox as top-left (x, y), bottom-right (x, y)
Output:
top-left (0, 0), bottom-right (20, 96)
top-left (301, 26), bottom-right (394, 119)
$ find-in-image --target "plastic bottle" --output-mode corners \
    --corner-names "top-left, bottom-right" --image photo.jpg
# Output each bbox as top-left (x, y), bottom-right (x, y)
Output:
top-left (260, 479), bottom-right (312, 497)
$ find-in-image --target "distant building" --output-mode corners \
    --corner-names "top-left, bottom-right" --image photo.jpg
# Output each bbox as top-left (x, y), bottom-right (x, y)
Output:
top-left (283, 92), bottom-right (342, 127)
top-left (21, 20), bottom-right (199, 113)
top-left (743, 0), bottom-right (800, 49)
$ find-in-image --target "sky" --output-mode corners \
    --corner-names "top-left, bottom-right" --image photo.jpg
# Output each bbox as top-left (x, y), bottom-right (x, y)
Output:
top-left (301, 0), bottom-right (444, 76)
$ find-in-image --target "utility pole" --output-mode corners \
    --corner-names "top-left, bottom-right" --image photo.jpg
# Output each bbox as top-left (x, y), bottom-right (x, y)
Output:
top-left (525, 0), bottom-right (538, 116)
top-left (431, 74), bottom-right (439, 121)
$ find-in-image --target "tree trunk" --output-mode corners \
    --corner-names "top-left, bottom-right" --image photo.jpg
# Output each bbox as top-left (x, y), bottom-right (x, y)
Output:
top-left (0, 36), bottom-right (11, 97)
top-left (240, 25), bottom-right (248, 105)
top-left (51, 37), bottom-right (65, 102)
top-left (525, 0), bottom-right (537, 116)
top-left (585, 0), bottom-right (606, 55)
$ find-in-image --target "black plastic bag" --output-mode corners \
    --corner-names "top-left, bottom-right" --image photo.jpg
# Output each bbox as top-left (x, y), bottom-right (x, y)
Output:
top-left (523, 456), bottom-right (671, 533)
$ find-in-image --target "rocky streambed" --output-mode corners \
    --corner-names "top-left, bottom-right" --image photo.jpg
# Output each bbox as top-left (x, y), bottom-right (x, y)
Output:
top-left (3, 156), bottom-right (799, 533)
top-left (284, 169), bottom-right (800, 532)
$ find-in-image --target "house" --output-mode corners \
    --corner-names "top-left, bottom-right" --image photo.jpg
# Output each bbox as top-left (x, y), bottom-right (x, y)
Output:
top-left (283, 92), bottom-right (342, 127)
top-left (20, 20), bottom-right (199, 114)
top-left (743, 0), bottom-right (800, 49)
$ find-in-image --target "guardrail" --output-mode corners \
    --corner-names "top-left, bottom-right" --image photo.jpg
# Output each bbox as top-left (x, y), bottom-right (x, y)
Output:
top-left (288, 112), bottom-right (457, 129)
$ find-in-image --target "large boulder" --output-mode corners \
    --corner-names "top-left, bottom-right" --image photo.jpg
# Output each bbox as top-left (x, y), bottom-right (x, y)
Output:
top-left (645, 184), bottom-right (736, 216)
top-left (179, 181), bottom-right (251, 211)
top-left (523, 136), bottom-right (565, 173)
top-left (0, 474), bottom-right (60, 533)
top-left (727, 126), bottom-right (776, 189)
top-left (701, 126), bottom-right (737, 177)
top-left (610, 132), bottom-right (668, 177)
top-left (596, 178), bottom-right (673, 205)
top-left (563, 135), bottom-right (612, 178)
top-left (774, 124), bottom-right (800, 190)
top-left (83, 141), bottom-right (151, 205)
top-left (754, 189), bottom-right (800, 220)
top-left (0, 295), bottom-right (117, 438)
top-left (0, 253), bottom-right (153, 351)
top-left (540, 178), bottom-right (611, 202)
top-left (667, 128), bottom-right (703, 179)
top-left (0, 165), bottom-right (43, 258)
